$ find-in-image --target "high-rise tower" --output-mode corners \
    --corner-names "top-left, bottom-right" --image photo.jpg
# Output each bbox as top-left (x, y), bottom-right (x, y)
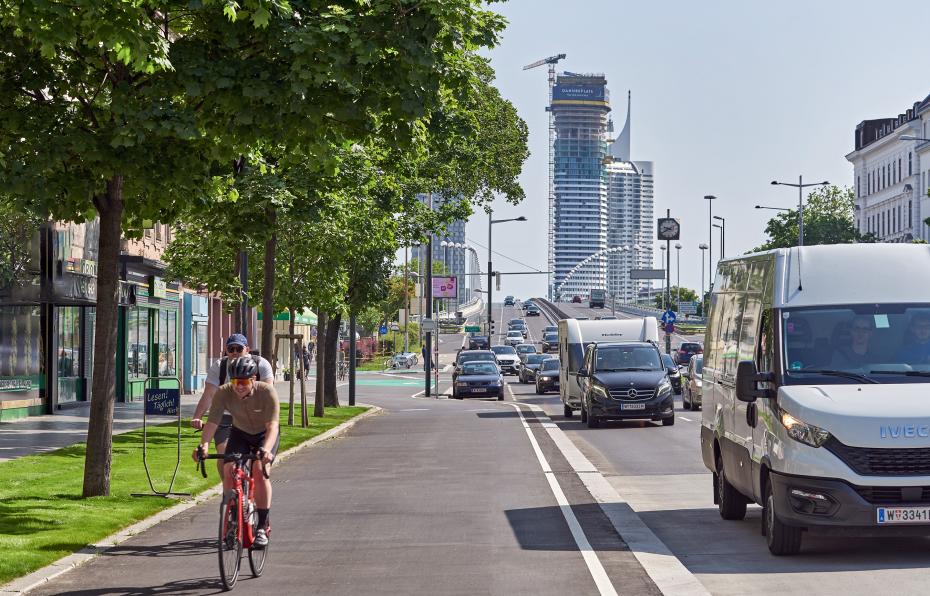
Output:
top-left (551, 73), bottom-right (611, 299)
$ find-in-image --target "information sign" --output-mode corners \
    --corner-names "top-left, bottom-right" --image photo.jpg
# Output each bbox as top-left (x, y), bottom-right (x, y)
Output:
top-left (464, 325), bottom-right (481, 333)
top-left (144, 388), bottom-right (180, 416)
top-left (679, 302), bottom-right (698, 315)
top-left (421, 319), bottom-right (437, 332)
top-left (378, 325), bottom-right (388, 335)
top-left (431, 276), bottom-right (458, 298)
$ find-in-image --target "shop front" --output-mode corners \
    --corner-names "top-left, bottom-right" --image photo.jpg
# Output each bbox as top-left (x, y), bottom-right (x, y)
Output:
top-left (182, 293), bottom-right (209, 393)
top-left (117, 257), bottom-right (180, 402)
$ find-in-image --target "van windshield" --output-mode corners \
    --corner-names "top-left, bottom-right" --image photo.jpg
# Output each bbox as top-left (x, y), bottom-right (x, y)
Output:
top-left (595, 345), bottom-right (662, 372)
top-left (782, 305), bottom-right (930, 384)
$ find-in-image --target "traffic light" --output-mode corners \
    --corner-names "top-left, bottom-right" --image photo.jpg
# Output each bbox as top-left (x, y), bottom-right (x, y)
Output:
top-left (495, 272), bottom-right (501, 291)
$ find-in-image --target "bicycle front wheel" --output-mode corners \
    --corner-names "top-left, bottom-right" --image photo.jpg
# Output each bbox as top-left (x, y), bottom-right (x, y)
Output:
top-left (248, 526), bottom-right (269, 577)
top-left (218, 492), bottom-right (243, 590)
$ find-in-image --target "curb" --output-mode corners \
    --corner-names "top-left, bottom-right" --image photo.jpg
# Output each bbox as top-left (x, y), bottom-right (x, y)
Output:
top-left (0, 405), bottom-right (382, 595)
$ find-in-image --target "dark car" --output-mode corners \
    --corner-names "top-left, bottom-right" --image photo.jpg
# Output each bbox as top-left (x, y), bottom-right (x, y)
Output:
top-left (542, 331), bottom-right (559, 353)
top-left (519, 353), bottom-right (550, 384)
top-left (535, 357), bottom-right (560, 395)
top-left (526, 305), bottom-right (541, 317)
top-left (572, 295), bottom-right (582, 303)
top-left (453, 350), bottom-right (497, 382)
top-left (504, 295), bottom-right (515, 306)
top-left (675, 342), bottom-right (703, 365)
top-left (452, 361), bottom-right (503, 400)
top-left (661, 353), bottom-right (682, 394)
top-left (543, 325), bottom-right (557, 334)
top-left (515, 343), bottom-right (538, 363)
top-left (522, 300), bottom-right (534, 311)
top-left (490, 345), bottom-right (521, 375)
top-left (468, 335), bottom-right (490, 350)
top-left (577, 342), bottom-right (675, 428)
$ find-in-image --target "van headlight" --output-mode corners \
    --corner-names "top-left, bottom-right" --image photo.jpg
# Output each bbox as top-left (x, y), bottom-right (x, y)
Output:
top-left (656, 379), bottom-right (672, 397)
top-left (591, 384), bottom-right (609, 399)
top-left (779, 408), bottom-right (831, 448)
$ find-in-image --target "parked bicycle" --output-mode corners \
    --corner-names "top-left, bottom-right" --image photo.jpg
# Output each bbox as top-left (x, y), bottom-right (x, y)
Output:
top-left (338, 360), bottom-right (348, 380)
top-left (382, 352), bottom-right (419, 370)
top-left (198, 449), bottom-right (270, 591)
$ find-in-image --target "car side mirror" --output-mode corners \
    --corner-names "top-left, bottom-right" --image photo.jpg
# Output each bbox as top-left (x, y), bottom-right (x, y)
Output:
top-left (736, 360), bottom-right (774, 402)
top-left (577, 368), bottom-right (589, 377)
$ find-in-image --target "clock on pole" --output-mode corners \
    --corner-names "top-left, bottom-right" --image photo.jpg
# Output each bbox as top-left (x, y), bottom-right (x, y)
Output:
top-left (657, 218), bottom-right (681, 240)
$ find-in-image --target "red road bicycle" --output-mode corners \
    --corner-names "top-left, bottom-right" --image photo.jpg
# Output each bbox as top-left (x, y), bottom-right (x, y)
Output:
top-left (198, 449), bottom-right (270, 591)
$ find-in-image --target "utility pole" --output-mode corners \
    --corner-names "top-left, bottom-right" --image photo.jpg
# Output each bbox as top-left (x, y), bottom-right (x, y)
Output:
top-left (348, 314), bottom-right (356, 406)
top-left (425, 197), bottom-right (434, 397)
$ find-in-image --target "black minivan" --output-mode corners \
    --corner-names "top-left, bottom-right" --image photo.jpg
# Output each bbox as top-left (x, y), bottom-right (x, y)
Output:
top-left (576, 341), bottom-right (675, 428)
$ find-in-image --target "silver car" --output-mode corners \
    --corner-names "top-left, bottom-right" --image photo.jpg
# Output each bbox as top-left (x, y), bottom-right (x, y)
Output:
top-left (505, 330), bottom-right (523, 346)
top-left (681, 354), bottom-right (703, 411)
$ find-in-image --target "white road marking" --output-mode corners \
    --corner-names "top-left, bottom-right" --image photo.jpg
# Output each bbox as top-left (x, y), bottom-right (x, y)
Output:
top-left (376, 372), bottom-right (420, 380)
top-left (518, 401), bottom-right (711, 596)
top-left (678, 416), bottom-right (693, 422)
top-left (400, 408), bottom-right (430, 412)
top-left (507, 402), bottom-right (618, 596)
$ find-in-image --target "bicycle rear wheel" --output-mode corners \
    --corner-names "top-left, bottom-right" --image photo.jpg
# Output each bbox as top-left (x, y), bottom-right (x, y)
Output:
top-left (218, 492), bottom-right (243, 590)
top-left (248, 525), bottom-right (269, 577)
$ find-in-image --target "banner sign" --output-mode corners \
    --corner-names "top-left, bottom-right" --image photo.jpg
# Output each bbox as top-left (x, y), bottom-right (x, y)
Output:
top-left (144, 388), bottom-right (180, 416)
top-left (431, 276), bottom-right (458, 298)
top-left (553, 84), bottom-right (606, 102)
top-left (630, 269), bottom-right (666, 280)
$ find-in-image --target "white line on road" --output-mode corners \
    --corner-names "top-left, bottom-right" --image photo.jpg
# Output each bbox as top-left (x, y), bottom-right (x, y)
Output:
top-left (507, 402), bottom-right (618, 595)
top-left (399, 408), bottom-right (430, 412)
top-left (678, 416), bottom-right (693, 422)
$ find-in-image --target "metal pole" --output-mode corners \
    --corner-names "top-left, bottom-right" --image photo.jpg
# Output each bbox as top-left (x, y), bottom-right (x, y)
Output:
top-left (238, 250), bottom-right (249, 335)
top-left (487, 212), bottom-right (493, 338)
top-left (349, 314), bottom-right (356, 406)
top-left (708, 201), bottom-right (713, 280)
top-left (798, 174), bottom-right (805, 247)
top-left (404, 245), bottom-right (409, 353)
top-left (675, 245), bottom-right (681, 311)
top-left (425, 197), bottom-right (434, 397)
top-left (665, 237), bottom-right (671, 355)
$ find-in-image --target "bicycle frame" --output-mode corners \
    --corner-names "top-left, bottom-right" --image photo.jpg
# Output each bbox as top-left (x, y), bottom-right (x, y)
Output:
top-left (200, 453), bottom-right (267, 549)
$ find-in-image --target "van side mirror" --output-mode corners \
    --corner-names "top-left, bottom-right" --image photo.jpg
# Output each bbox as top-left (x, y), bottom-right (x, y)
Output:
top-left (736, 360), bottom-right (774, 402)
top-left (577, 368), bottom-right (589, 377)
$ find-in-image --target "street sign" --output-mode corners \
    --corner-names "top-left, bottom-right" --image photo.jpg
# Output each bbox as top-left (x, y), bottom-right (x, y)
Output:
top-left (464, 325), bottom-right (481, 332)
top-left (144, 388), bottom-right (180, 416)
top-left (679, 301), bottom-right (697, 315)
top-left (390, 323), bottom-right (400, 332)
top-left (665, 323), bottom-right (675, 334)
top-left (630, 268), bottom-right (666, 280)
top-left (421, 319), bottom-right (437, 332)
top-left (378, 324), bottom-right (388, 335)
top-left (661, 309), bottom-right (677, 325)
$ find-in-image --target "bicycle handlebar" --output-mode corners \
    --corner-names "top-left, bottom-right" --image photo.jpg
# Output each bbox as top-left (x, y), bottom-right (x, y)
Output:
top-left (196, 448), bottom-right (270, 479)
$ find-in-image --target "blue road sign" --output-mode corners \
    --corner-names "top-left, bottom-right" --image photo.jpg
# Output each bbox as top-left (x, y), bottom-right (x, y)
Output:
top-left (665, 323), bottom-right (675, 334)
top-left (661, 309), bottom-right (677, 324)
top-left (379, 325), bottom-right (388, 335)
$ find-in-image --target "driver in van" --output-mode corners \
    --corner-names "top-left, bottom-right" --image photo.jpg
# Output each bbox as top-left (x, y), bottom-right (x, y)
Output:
top-left (830, 316), bottom-right (877, 369)
top-left (897, 312), bottom-right (930, 364)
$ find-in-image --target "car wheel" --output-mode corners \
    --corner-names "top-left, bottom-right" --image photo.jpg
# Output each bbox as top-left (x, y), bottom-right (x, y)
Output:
top-left (497, 392), bottom-right (504, 401)
top-left (586, 405), bottom-right (599, 428)
top-left (690, 398), bottom-right (700, 412)
top-left (579, 403), bottom-right (588, 423)
top-left (563, 404), bottom-right (573, 418)
top-left (682, 391), bottom-right (689, 410)
top-left (716, 454), bottom-right (747, 521)
top-left (662, 415), bottom-right (675, 426)
top-left (536, 382), bottom-right (542, 395)
top-left (764, 479), bottom-right (802, 555)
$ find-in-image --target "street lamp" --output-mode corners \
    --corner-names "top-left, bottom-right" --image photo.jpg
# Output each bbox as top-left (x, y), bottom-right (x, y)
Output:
top-left (659, 244), bottom-right (668, 309)
top-left (900, 136), bottom-right (930, 143)
top-left (488, 213), bottom-right (527, 337)
top-left (712, 215), bottom-right (725, 259)
top-left (771, 176), bottom-right (830, 246)
top-left (698, 243), bottom-right (708, 315)
top-left (704, 195), bottom-right (716, 284)
top-left (755, 205), bottom-right (791, 212)
top-left (674, 243), bottom-right (682, 311)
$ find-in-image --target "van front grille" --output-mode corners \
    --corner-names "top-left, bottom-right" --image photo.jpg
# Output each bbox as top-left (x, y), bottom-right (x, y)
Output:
top-left (853, 485), bottom-right (930, 504)
top-left (825, 437), bottom-right (930, 476)
top-left (608, 388), bottom-right (655, 401)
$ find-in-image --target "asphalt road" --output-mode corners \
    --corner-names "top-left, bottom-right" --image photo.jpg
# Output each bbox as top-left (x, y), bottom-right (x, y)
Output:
top-left (507, 299), bottom-right (930, 596)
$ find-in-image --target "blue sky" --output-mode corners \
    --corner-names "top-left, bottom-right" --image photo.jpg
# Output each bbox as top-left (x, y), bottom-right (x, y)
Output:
top-left (461, 0), bottom-right (930, 299)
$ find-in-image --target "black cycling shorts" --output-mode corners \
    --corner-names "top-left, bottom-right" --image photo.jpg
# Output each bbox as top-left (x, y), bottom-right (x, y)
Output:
top-left (213, 413), bottom-right (233, 447)
top-left (225, 425), bottom-right (280, 461)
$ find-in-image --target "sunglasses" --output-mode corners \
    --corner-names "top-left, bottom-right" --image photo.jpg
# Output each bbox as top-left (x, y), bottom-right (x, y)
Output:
top-left (231, 378), bottom-right (253, 387)
top-left (227, 345), bottom-right (245, 354)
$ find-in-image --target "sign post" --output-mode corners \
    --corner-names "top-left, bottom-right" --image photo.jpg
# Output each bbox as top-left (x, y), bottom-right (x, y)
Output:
top-left (132, 376), bottom-right (188, 498)
top-left (660, 310), bottom-right (677, 355)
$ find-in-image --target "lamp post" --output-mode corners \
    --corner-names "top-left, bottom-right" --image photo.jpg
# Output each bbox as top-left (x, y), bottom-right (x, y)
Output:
top-left (704, 195), bottom-right (716, 282)
top-left (770, 176), bottom-right (830, 246)
top-left (698, 243), bottom-right (708, 316)
top-left (659, 244), bottom-right (667, 309)
top-left (674, 243), bottom-right (682, 311)
top-left (488, 213), bottom-right (527, 339)
top-left (713, 216), bottom-right (725, 259)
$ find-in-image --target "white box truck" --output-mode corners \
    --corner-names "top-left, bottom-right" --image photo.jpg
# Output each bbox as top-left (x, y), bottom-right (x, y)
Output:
top-left (701, 244), bottom-right (930, 555)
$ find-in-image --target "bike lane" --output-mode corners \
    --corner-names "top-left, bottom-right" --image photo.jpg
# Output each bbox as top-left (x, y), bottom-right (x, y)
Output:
top-left (27, 383), bottom-right (660, 596)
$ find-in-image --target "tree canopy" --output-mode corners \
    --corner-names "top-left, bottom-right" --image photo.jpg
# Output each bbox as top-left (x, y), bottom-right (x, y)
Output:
top-left (753, 186), bottom-right (874, 251)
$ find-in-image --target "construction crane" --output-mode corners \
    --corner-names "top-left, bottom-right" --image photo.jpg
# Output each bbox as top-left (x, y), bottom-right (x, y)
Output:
top-left (523, 53), bottom-right (566, 301)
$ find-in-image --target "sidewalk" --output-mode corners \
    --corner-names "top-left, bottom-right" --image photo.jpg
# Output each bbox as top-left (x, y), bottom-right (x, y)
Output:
top-left (0, 380), bottom-right (304, 463)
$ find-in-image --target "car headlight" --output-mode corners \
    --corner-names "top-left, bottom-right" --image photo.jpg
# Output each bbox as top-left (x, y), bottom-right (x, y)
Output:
top-left (539, 376), bottom-right (552, 381)
top-left (456, 382), bottom-right (469, 387)
top-left (591, 384), bottom-right (609, 398)
top-left (656, 379), bottom-right (672, 397)
top-left (779, 408), bottom-right (831, 448)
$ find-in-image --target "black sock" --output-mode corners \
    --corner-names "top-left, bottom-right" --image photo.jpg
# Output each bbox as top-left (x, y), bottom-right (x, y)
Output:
top-left (257, 508), bottom-right (269, 529)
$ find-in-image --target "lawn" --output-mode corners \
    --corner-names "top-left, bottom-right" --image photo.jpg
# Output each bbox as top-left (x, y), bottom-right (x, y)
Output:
top-left (0, 405), bottom-right (367, 586)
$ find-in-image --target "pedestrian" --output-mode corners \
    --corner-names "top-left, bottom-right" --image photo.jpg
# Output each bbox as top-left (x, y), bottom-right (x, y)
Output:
top-left (422, 343), bottom-right (429, 371)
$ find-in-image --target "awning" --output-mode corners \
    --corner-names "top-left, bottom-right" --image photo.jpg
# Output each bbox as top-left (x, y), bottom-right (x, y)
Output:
top-left (257, 309), bottom-right (317, 325)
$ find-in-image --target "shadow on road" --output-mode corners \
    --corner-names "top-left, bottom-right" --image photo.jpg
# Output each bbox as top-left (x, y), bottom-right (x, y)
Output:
top-left (505, 504), bottom-right (630, 552)
top-left (102, 537), bottom-right (216, 558)
top-left (41, 576), bottom-right (229, 596)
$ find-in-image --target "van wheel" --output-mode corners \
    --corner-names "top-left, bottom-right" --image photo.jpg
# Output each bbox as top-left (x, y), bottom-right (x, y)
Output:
top-left (563, 404), bottom-right (573, 418)
top-left (716, 455), bottom-right (747, 520)
top-left (690, 400), bottom-right (700, 412)
top-left (586, 405), bottom-right (599, 428)
top-left (764, 481), bottom-right (802, 555)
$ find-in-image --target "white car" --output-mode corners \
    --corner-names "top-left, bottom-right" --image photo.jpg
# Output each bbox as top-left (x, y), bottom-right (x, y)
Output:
top-left (490, 345), bottom-right (521, 375)
top-left (505, 331), bottom-right (523, 346)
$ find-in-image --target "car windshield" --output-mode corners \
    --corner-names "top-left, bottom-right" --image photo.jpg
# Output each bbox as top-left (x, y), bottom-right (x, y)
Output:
top-left (681, 343), bottom-right (701, 352)
top-left (509, 319), bottom-right (522, 325)
top-left (595, 345), bottom-right (662, 371)
top-left (491, 346), bottom-right (516, 355)
top-left (782, 305), bottom-right (930, 384)
top-left (526, 354), bottom-right (548, 365)
top-left (542, 359), bottom-right (560, 371)
top-left (544, 333), bottom-right (558, 341)
top-left (507, 331), bottom-right (522, 338)
top-left (462, 362), bottom-right (499, 375)
top-left (661, 354), bottom-right (675, 368)
top-left (460, 352), bottom-right (495, 363)
top-left (545, 327), bottom-right (557, 333)
top-left (516, 345), bottom-right (537, 354)
top-left (693, 356), bottom-right (703, 374)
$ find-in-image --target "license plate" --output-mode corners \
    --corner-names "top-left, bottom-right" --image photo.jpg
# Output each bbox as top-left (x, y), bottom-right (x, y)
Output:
top-left (621, 403), bottom-right (646, 410)
top-left (877, 506), bottom-right (930, 524)
top-left (472, 388), bottom-right (487, 393)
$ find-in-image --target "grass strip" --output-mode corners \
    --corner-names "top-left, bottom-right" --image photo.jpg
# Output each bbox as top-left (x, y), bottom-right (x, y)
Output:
top-left (0, 405), bottom-right (367, 585)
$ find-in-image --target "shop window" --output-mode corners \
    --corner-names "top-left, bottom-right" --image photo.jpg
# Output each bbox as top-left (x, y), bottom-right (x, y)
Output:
top-left (0, 306), bottom-right (42, 381)
top-left (57, 306), bottom-right (81, 403)
top-left (194, 323), bottom-right (208, 377)
top-left (126, 307), bottom-right (149, 378)
top-left (156, 309), bottom-right (178, 377)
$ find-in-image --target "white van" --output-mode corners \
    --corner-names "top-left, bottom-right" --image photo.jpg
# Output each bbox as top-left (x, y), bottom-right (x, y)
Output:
top-left (700, 244), bottom-right (930, 555)
top-left (559, 317), bottom-right (659, 418)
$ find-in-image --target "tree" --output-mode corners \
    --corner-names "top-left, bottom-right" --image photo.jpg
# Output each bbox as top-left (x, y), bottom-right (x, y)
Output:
top-left (754, 186), bottom-right (873, 251)
top-left (0, 0), bottom-right (511, 497)
top-left (654, 286), bottom-right (698, 310)
top-left (0, 199), bottom-right (43, 292)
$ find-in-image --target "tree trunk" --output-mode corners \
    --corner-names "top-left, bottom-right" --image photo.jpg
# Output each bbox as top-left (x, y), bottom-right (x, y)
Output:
top-left (287, 308), bottom-right (295, 426)
top-left (82, 176), bottom-right (124, 497)
top-left (261, 211), bottom-right (277, 362)
top-left (313, 311), bottom-right (327, 418)
top-left (324, 312), bottom-right (341, 407)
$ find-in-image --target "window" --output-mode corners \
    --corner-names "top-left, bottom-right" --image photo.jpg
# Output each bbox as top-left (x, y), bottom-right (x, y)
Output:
top-left (910, 200), bottom-right (913, 228)
top-left (910, 153), bottom-right (913, 176)
top-left (155, 224), bottom-right (162, 242)
top-left (0, 306), bottom-right (41, 380)
top-left (126, 307), bottom-right (149, 378)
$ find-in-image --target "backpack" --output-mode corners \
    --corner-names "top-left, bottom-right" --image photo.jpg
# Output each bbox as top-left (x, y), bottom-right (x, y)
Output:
top-left (218, 354), bottom-right (263, 385)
